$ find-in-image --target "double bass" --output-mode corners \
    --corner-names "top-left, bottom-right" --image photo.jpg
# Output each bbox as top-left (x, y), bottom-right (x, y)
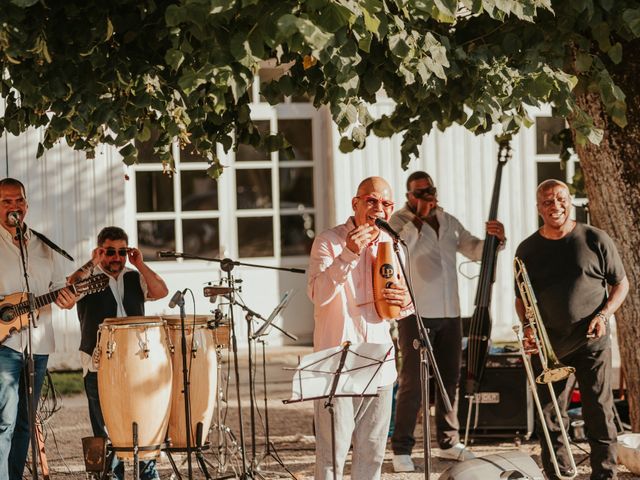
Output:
top-left (465, 139), bottom-right (511, 395)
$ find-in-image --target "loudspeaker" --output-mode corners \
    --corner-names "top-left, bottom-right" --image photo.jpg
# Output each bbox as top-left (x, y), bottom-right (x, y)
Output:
top-left (459, 351), bottom-right (534, 439)
top-left (440, 452), bottom-right (545, 480)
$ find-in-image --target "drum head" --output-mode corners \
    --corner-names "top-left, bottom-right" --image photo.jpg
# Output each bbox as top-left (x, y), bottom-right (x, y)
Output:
top-left (101, 316), bottom-right (164, 327)
top-left (162, 315), bottom-right (212, 327)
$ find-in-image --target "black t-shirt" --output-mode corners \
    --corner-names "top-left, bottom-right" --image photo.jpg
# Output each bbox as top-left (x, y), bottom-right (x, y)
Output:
top-left (515, 223), bottom-right (625, 358)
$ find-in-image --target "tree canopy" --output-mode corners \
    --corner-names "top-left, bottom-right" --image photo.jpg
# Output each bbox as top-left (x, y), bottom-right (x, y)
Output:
top-left (2, 0), bottom-right (638, 176)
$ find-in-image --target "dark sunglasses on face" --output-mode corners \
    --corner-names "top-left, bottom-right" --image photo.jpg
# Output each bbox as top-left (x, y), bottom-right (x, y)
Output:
top-left (410, 186), bottom-right (437, 199)
top-left (105, 248), bottom-right (129, 257)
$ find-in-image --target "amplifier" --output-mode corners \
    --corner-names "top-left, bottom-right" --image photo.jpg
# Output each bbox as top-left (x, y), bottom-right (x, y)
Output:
top-left (459, 349), bottom-right (534, 439)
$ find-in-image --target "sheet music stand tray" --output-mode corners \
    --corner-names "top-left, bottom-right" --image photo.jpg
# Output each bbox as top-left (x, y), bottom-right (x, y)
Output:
top-left (283, 342), bottom-right (395, 480)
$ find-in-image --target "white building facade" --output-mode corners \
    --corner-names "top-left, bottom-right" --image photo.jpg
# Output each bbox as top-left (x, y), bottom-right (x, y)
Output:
top-left (0, 97), bottom-right (592, 370)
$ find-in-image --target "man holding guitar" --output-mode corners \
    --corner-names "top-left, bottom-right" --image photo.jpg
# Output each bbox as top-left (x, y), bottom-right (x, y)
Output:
top-left (389, 171), bottom-right (506, 472)
top-left (67, 226), bottom-right (168, 480)
top-left (0, 177), bottom-right (77, 480)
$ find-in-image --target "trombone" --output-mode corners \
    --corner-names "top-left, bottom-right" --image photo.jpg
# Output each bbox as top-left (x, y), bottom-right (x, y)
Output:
top-left (513, 257), bottom-right (577, 480)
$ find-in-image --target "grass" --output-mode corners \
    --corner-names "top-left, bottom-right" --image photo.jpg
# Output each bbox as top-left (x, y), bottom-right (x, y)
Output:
top-left (49, 371), bottom-right (84, 395)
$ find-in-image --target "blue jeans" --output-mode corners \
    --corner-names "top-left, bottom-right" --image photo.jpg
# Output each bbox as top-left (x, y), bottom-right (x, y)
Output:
top-left (0, 346), bottom-right (48, 480)
top-left (84, 372), bottom-right (159, 480)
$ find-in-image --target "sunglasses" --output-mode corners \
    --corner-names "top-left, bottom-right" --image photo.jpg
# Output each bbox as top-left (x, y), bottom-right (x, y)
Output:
top-left (356, 195), bottom-right (395, 209)
top-left (105, 247), bottom-right (130, 257)
top-left (410, 186), bottom-right (437, 199)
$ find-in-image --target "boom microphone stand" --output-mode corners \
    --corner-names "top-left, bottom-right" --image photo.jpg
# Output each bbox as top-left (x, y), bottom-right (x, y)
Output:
top-left (13, 216), bottom-right (40, 480)
top-left (156, 251), bottom-right (304, 479)
top-left (390, 235), bottom-right (452, 479)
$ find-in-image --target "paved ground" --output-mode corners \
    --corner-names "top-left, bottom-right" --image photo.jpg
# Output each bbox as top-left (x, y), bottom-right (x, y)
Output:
top-left (36, 346), bottom-right (636, 479)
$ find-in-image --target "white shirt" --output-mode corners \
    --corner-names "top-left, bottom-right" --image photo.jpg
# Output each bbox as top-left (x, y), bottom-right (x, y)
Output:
top-left (0, 226), bottom-right (68, 354)
top-left (80, 265), bottom-right (149, 375)
top-left (307, 217), bottom-right (413, 357)
top-left (390, 205), bottom-right (483, 318)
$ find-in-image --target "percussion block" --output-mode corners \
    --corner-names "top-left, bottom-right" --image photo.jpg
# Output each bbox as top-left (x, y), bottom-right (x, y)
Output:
top-left (459, 351), bottom-right (534, 438)
top-left (440, 452), bottom-right (545, 480)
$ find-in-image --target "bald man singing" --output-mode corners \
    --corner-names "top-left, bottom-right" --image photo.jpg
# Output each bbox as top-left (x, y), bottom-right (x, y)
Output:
top-left (307, 176), bottom-right (413, 479)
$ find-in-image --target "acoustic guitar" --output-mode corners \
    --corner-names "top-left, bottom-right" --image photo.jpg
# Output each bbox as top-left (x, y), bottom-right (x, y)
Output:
top-left (0, 273), bottom-right (110, 343)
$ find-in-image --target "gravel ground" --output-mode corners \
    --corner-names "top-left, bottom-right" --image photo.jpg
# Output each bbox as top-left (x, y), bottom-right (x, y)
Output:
top-left (34, 347), bottom-right (636, 479)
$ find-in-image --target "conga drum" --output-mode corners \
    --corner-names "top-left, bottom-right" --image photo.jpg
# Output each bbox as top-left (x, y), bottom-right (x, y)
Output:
top-left (96, 316), bottom-right (172, 459)
top-left (163, 315), bottom-right (218, 449)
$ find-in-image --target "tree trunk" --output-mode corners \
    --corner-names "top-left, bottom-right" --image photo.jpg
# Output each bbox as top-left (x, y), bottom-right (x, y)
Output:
top-left (571, 38), bottom-right (640, 431)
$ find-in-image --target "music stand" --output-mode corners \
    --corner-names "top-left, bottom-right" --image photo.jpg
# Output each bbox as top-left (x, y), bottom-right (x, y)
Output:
top-left (251, 290), bottom-right (294, 340)
top-left (283, 342), bottom-right (395, 480)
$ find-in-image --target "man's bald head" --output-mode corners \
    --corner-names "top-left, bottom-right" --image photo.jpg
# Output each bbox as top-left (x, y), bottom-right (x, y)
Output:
top-left (356, 176), bottom-right (392, 198)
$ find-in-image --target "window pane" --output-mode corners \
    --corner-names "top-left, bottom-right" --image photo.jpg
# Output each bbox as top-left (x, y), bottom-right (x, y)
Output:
top-left (236, 169), bottom-right (272, 209)
top-left (236, 120), bottom-right (270, 161)
top-left (181, 171), bottom-right (218, 211)
top-left (536, 117), bottom-right (565, 155)
top-left (537, 162), bottom-right (563, 185)
top-left (237, 217), bottom-right (273, 257)
top-left (278, 119), bottom-right (313, 161)
top-left (280, 167), bottom-right (314, 209)
top-left (137, 220), bottom-right (175, 260)
top-left (281, 214), bottom-right (315, 256)
top-left (183, 218), bottom-right (219, 257)
top-left (135, 128), bottom-right (163, 164)
top-left (575, 205), bottom-right (590, 224)
top-left (136, 171), bottom-right (174, 212)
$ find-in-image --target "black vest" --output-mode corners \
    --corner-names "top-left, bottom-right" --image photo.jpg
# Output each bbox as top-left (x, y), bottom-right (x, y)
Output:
top-left (77, 271), bottom-right (145, 355)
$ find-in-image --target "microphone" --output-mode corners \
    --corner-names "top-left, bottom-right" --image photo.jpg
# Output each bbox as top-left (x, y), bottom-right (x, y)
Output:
top-left (374, 217), bottom-right (405, 245)
top-left (157, 250), bottom-right (180, 258)
top-left (168, 289), bottom-right (184, 308)
top-left (8, 211), bottom-right (21, 226)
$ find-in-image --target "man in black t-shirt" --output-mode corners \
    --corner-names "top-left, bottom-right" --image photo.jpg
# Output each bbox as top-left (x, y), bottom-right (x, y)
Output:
top-left (515, 179), bottom-right (628, 480)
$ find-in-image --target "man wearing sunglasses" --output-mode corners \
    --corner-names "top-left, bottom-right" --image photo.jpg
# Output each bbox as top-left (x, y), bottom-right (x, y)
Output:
top-left (68, 226), bottom-right (168, 480)
top-left (389, 171), bottom-right (506, 472)
top-left (307, 176), bottom-right (413, 480)
top-left (0, 178), bottom-right (77, 480)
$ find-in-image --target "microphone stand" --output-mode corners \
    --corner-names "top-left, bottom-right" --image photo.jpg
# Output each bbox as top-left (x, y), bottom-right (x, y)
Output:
top-left (14, 221), bottom-right (40, 480)
top-left (158, 251), bottom-right (304, 480)
top-left (170, 290), bottom-right (194, 479)
top-left (392, 238), bottom-right (452, 479)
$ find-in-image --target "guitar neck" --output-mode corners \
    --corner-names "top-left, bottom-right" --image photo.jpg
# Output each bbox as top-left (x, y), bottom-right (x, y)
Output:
top-left (15, 285), bottom-right (76, 316)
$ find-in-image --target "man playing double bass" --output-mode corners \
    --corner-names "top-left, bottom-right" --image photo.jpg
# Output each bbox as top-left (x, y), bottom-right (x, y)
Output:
top-left (67, 226), bottom-right (168, 480)
top-left (389, 171), bottom-right (506, 472)
top-left (515, 179), bottom-right (628, 480)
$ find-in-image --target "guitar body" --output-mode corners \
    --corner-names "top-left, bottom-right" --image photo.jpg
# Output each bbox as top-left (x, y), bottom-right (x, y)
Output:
top-left (0, 273), bottom-right (110, 344)
top-left (0, 292), bottom-right (37, 343)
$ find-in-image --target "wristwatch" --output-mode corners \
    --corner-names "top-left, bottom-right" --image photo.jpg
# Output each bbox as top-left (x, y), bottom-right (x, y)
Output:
top-left (595, 312), bottom-right (608, 325)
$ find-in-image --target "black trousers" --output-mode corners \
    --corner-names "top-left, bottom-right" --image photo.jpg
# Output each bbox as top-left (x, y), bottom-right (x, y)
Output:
top-left (533, 344), bottom-right (617, 480)
top-left (391, 315), bottom-right (462, 453)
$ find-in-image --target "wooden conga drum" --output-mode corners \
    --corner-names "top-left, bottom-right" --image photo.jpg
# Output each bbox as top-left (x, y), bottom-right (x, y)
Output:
top-left (96, 316), bottom-right (172, 459)
top-left (163, 315), bottom-right (218, 449)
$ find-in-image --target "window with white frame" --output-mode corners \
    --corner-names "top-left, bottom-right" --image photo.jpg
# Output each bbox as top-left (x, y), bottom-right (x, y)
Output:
top-left (131, 76), bottom-right (320, 262)
top-left (535, 116), bottom-right (589, 224)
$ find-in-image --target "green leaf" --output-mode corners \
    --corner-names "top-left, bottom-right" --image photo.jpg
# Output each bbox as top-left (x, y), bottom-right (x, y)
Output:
top-left (165, 49), bottom-right (185, 71)
top-left (362, 8), bottom-right (381, 36)
top-left (119, 143), bottom-right (137, 158)
top-left (10, 0), bottom-right (39, 6)
top-left (622, 8), bottom-right (640, 37)
top-left (277, 14), bottom-right (299, 39)
top-left (338, 136), bottom-right (356, 153)
top-left (608, 42), bottom-right (622, 64)
top-left (591, 22), bottom-right (611, 52)
top-left (575, 51), bottom-right (592, 72)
